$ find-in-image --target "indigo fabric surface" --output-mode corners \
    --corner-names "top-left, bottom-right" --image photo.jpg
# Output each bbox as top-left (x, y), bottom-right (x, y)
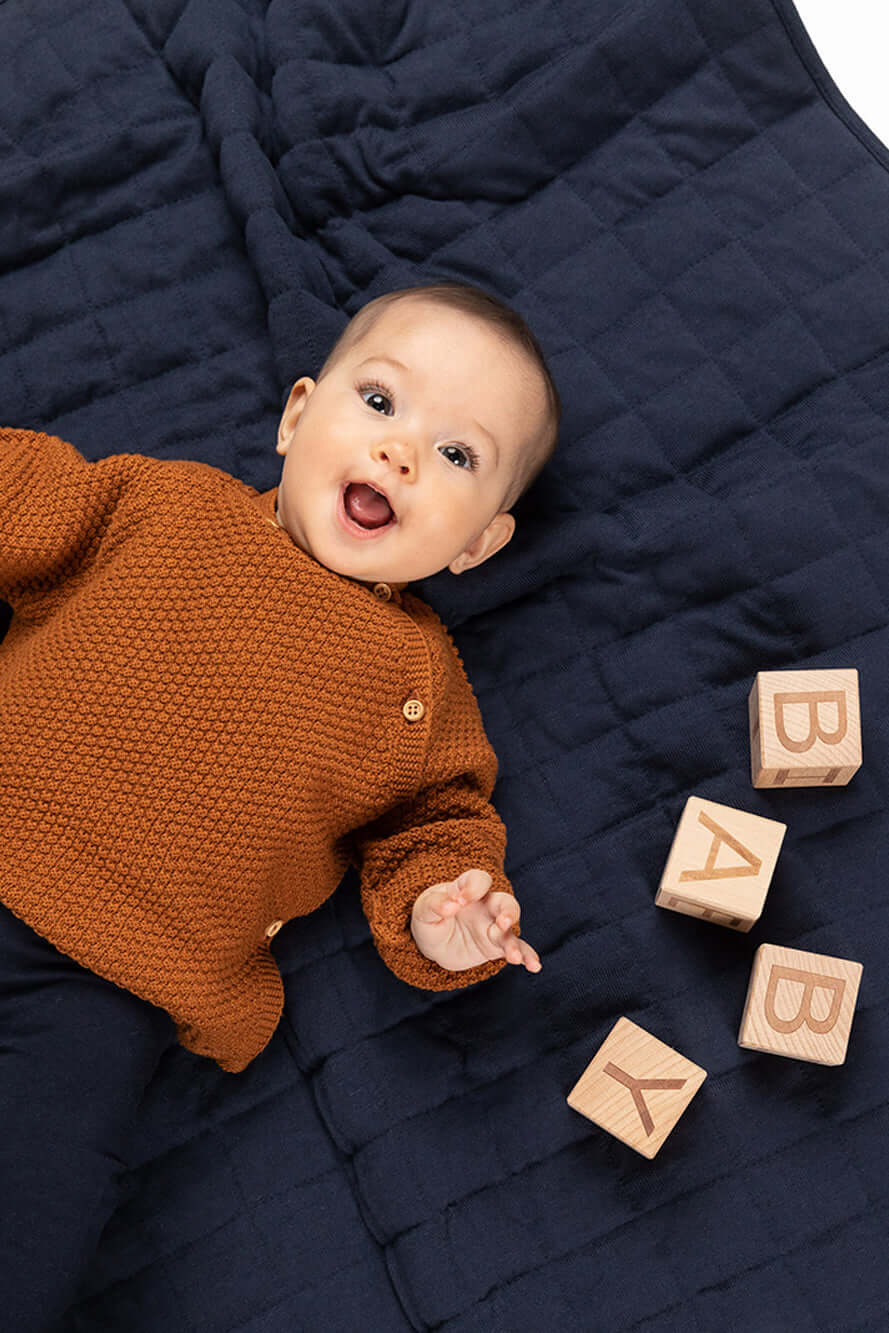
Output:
top-left (1, 0), bottom-right (887, 1328)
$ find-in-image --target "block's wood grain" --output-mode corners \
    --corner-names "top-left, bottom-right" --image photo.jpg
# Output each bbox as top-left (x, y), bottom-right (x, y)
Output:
top-left (749, 669), bottom-right (861, 788)
top-left (567, 1017), bottom-right (706, 1159)
top-left (738, 944), bottom-right (863, 1065)
top-left (655, 796), bottom-right (786, 931)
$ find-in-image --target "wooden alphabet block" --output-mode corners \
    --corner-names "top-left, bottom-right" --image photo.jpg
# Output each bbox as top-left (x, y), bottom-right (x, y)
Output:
top-left (749, 668), bottom-right (861, 788)
top-left (655, 795), bottom-right (786, 932)
top-left (567, 1017), bottom-right (706, 1158)
top-left (738, 943), bottom-right (863, 1065)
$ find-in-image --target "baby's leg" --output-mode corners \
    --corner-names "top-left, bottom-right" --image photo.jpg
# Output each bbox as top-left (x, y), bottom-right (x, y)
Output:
top-left (0, 901), bottom-right (176, 1331)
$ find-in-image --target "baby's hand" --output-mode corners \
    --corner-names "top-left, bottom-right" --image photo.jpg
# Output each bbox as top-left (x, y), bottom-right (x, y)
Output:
top-left (411, 869), bottom-right (542, 974)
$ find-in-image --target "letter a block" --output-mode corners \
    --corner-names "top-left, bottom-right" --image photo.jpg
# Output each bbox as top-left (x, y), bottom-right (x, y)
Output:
top-left (567, 1017), bottom-right (706, 1158)
top-left (738, 944), bottom-right (863, 1065)
top-left (655, 795), bottom-right (786, 931)
top-left (749, 668), bottom-right (861, 788)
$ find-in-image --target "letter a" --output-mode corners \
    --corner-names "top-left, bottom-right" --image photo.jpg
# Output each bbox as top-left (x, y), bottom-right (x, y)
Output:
top-left (679, 809), bottom-right (762, 882)
top-left (764, 965), bottom-right (846, 1034)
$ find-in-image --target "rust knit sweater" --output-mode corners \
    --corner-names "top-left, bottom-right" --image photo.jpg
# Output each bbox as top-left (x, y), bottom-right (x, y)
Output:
top-left (0, 429), bottom-right (515, 1072)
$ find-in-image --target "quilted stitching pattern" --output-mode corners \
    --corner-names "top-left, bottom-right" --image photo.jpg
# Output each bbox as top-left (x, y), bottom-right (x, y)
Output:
top-left (0, 0), bottom-right (886, 1328)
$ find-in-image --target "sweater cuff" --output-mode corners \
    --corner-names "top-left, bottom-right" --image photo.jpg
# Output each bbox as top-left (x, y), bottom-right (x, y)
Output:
top-left (379, 930), bottom-right (510, 991)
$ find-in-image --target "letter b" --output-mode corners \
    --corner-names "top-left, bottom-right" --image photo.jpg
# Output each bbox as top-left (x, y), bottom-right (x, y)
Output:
top-left (738, 944), bottom-right (863, 1066)
top-left (763, 964), bottom-right (845, 1034)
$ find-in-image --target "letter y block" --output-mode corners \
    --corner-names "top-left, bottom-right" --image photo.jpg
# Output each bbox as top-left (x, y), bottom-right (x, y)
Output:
top-left (567, 1017), bottom-right (706, 1158)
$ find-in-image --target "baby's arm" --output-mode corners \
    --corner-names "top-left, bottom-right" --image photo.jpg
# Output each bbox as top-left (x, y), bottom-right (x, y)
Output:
top-left (353, 622), bottom-right (536, 989)
top-left (352, 768), bottom-right (519, 989)
top-left (0, 428), bottom-right (136, 609)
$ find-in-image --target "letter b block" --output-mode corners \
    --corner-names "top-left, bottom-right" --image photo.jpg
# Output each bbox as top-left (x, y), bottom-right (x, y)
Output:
top-left (749, 668), bottom-right (861, 788)
top-left (655, 796), bottom-right (786, 931)
top-left (567, 1017), bottom-right (706, 1158)
top-left (738, 944), bottom-right (863, 1065)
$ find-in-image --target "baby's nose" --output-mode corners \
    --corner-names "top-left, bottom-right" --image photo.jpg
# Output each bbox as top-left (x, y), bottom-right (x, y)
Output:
top-left (371, 440), bottom-right (416, 477)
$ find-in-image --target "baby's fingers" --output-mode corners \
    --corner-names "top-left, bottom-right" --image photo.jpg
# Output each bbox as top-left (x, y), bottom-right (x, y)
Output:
top-left (413, 871), bottom-right (491, 924)
top-left (413, 881), bottom-right (461, 924)
top-left (436, 869), bottom-right (492, 916)
top-left (487, 915), bottom-right (543, 972)
top-left (456, 868), bottom-right (493, 900)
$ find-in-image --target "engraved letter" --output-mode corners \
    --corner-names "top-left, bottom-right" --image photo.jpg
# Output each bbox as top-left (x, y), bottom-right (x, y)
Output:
top-left (774, 690), bottom-right (847, 754)
top-left (603, 1062), bottom-right (686, 1136)
top-left (679, 809), bottom-right (761, 882)
top-left (763, 965), bottom-right (846, 1035)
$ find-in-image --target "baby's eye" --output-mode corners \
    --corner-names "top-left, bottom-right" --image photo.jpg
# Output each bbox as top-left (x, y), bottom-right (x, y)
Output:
top-left (358, 382), bottom-right (394, 415)
top-left (439, 443), bottom-right (479, 472)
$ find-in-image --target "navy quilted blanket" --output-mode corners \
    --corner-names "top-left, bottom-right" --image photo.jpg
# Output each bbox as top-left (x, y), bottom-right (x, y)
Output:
top-left (2, 0), bottom-right (888, 1327)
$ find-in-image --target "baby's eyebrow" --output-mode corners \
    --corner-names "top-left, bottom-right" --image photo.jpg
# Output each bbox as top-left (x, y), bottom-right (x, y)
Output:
top-left (356, 354), bottom-right (409, 374)
top-left (356, 354), bottom-right (499, 461)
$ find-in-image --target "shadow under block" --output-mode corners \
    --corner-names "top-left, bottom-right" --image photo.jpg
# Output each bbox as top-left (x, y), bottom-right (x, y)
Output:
top-left (738, 944), bottom-right (863, 1065)
top-left (567, 1017), bottom-right (707, 1159)
top-left (655, 795), bottom-right (786, 932)
top-left (749, 668), bottom-right (861, 788)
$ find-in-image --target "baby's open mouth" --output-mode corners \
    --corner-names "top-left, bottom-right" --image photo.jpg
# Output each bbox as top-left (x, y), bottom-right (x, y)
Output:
top-left (343, 482), bottom-right (395, 530)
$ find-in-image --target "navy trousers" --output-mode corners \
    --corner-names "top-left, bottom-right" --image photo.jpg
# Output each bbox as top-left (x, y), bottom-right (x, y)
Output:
top-left (0, 902), bottom-right (176, 1331)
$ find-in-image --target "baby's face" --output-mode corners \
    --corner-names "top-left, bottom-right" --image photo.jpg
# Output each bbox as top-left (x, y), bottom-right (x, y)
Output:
top-left (274, 298), bottom-right (547, 585)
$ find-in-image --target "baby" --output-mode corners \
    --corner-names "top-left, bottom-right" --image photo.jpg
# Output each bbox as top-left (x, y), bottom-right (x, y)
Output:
top-left (0, 281), bottom-right (559, 1328)
top-left (273, 283), bottom-right (556, 981)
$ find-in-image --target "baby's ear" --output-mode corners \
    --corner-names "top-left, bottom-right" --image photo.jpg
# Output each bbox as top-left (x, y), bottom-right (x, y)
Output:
top-left (276, 377), bottom-right (315, 454)
top-left (449, 512), bottom-right (515, 574)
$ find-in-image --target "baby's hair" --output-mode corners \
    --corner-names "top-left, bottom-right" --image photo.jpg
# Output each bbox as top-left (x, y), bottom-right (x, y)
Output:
top-left (319, 281), bottom-right (561, 510)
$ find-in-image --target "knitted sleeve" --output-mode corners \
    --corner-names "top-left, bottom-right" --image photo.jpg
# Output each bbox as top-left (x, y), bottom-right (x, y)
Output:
top-left (0, 428), bottom-right (135, 608)
top-left (354, 637), bottom-right (518, 992)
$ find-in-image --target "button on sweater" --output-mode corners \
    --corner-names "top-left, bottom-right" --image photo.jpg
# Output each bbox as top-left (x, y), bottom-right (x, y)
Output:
top-left (0, 429), bottom-right (515, 1072)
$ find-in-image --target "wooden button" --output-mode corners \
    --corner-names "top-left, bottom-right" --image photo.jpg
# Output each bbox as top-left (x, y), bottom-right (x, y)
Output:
top-left (402, 698), bottom-right (425, 722)
top-left (265, 920), bottom-right (284, 938)
top-left (372, 582), bottom-right (392, 601)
